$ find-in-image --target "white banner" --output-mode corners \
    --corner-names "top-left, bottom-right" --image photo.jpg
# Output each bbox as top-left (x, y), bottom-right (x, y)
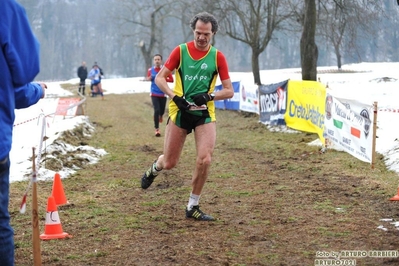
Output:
top-left (324, 94), bottom-right (374, 163)
top-left (239, 83), bottom-right (259, 114)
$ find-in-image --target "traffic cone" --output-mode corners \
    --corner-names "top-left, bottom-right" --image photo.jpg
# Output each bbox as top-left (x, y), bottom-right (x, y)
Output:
top-left (40, 196), bottom-right (70, 240)
top-left (390, 187), bottom-right (399, 201)
top-left (51, 173), bottom-right (69, 206)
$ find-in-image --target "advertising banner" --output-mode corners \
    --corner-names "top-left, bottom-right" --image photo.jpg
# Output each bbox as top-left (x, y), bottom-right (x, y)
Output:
top-left (239, 83), bottom-right (259, 114)
top-left (56, 98), bottom-right (84, 116)
top-left (284, 80), bottom-right (326, 143)
top-left (259, 80), bottom-right (288, 126)
top-left (214, 81), bottom-right (240, 110)
top-left (324, 95), bottom-right (374, 163)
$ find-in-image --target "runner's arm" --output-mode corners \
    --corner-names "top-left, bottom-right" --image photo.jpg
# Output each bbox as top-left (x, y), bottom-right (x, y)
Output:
top-left (155, 66), bottom-right (175, 98)
top-left (166, 73), bottom-right (174, 83)
top-left (146, 68), bottom-right (152, 81)
top-left (156, 46), bottom-right (180, 97)
top-left (212, 51), bottom-right (234, 101)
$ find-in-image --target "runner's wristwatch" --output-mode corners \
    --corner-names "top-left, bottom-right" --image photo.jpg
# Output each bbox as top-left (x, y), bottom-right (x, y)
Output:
top-left (209, 93), bottom-right (215, 101)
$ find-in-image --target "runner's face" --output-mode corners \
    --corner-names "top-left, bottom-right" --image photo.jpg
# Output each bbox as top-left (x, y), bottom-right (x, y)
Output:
top-left (193, 20), bottom-right (213, 50)
top-left (153, 56), bottom-right (162, 67)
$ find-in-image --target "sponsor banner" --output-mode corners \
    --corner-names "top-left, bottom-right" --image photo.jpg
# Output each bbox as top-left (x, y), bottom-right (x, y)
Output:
top-left (324, 95), bottom-right (374, 163)
top-left (259, 80), bottom-right (288, 126)
top-left (284, 80), bottom-right (326, 143)
top-left (239, 83), bottom-right (259, 114)
top-left (214, 81), bottom-right (240, 110)
top-left (56, 98), bottom-right (84, 116)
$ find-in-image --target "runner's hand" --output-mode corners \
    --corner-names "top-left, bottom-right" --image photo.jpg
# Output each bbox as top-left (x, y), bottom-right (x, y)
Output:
top-left (192, 93), bottom-right (211, 106)
top-left (173, 95), bottom-right (190, 110)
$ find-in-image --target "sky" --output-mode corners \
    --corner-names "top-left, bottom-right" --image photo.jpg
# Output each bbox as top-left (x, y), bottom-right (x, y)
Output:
top-left (10, 62), bottom-right (399, 186)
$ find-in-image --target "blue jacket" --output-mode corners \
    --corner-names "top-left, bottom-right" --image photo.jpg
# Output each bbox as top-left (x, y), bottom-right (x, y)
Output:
top-left (88, 68), bottom-right (101, 85)
top-left (149, 67), bottom-right (164, 97)
top-left (0, 0), bottom-right (42, 160)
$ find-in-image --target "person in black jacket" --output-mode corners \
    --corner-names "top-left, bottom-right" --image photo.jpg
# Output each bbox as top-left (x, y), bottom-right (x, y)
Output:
top-left (77, 61), bottom-right (88, 95)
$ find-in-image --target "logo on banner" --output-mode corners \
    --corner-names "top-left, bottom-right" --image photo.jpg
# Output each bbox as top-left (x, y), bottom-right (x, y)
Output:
top-left (360, 109), bottom-right (371, 138)
top-left (325, 95), bottom-right (333, 120)
top-left (242, 85), bottom-right (246, 101)
top-left (277, 86), bottom-right (286, 111)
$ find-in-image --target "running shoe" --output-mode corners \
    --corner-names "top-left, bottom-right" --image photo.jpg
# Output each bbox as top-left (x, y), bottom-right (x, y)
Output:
top-left (186, 205), bottom-right (215, 221)
top-left (155, 128), bottom-right (161, 137)
top-left (141, 163), bottom-right (158, 189)
top-left (159, 115), bottom-right (163, 123)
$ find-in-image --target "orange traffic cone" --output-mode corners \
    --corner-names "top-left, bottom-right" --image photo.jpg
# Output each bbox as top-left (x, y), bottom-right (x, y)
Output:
top-left (40, 196), bottom-right (70, 240)
top-left (390, 187), bottom-right (399, 201)
top-left (51, 173), bottom-right (69, 206)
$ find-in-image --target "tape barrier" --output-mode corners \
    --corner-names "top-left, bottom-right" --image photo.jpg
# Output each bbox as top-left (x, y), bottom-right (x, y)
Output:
top-left (378, 108), bottom-right (399, 113)
top-left (13, 115), bottom-right (48, 127)
top-left (13, 94), bottom-right (86, 127)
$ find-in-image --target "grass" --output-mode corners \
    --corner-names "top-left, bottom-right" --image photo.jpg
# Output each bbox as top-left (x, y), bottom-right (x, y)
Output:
top-left (10, 88), bottom-right (399, 265)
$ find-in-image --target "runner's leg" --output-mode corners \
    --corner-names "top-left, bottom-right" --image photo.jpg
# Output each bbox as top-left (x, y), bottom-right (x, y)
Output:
top-left (191, 122), bottom-right (216, 195)
top-left (156, 121), bottom-right (187, 170)
top-left (151, 96), bottom-right (161, 129)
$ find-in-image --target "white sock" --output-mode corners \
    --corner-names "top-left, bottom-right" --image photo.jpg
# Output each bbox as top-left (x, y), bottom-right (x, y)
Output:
top-left (152, 161), bottom-right (161, 174)
top-left (187, 193), bottom-right (200, 211)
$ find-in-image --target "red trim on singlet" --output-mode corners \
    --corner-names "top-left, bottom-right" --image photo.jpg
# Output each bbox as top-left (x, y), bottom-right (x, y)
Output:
top-left (164, 41), bottom-right (230, 81)
top-left (147, 66), bottom-right (161, 77)
top-left (147, 66), bottom-right (174, 82)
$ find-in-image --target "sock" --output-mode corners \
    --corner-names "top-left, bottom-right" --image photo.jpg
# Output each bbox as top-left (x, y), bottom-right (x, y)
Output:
top-left (152, 162), bottom-right (162, 174)
top-left (187, 193), bottom-right (200, 211)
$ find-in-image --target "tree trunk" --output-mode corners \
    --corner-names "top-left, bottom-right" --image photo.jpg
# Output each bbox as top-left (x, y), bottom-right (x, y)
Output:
top-left (300, 0), bottom-right (318, 81)
top-left (334, 45), bottom-right (342, 69)
top-left (252, 49), bottom-right (261, 85)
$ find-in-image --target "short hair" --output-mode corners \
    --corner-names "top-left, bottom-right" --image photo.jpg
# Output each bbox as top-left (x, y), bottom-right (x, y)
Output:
top-left (189, 12), bottom-right (218, 34)
top-left (153, 54), bottom-right (162, 60)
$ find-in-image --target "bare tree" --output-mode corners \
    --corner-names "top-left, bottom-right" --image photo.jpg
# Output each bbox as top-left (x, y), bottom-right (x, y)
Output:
top-left (216, 0), bottom-right (295, 85)
top-left (317, 0), bottom-right (383, 69)
top-left (18, 0), bottom-right (396, 81)
top-left (301, 0), bottom-right (318, 80)
top-left (174, 0), bottom-right (220, 45)
top-left (114, 0), bottom-right (175, 76)
top-left (379, 0), bottom-right (399, 62)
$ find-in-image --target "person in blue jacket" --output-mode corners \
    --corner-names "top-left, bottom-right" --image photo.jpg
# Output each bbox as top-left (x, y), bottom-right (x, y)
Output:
top-left (0, 1), bottom-right (46, 265)
top-left (144, 54), bottom-right (174, 137)
top-left (88, 64), bottom-right (104, 99)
